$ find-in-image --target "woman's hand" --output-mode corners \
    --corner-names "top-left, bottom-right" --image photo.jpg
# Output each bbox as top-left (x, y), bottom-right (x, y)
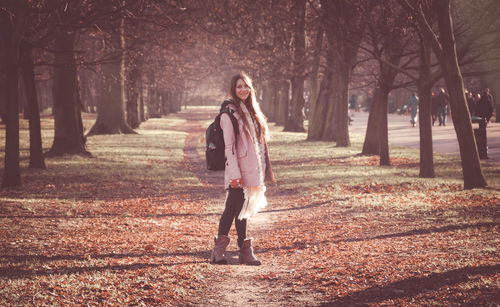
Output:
top-left (230, 178), bottom-right (243, 188)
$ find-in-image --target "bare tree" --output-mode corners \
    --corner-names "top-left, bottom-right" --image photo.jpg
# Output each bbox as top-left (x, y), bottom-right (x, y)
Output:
top-left (284, 0), bottom-right (307, 132)
top-left (308, 0), bottom-right (366, 145)
top-left (20, 41), bottom-right (46, 168)
top-left (0, 2), bottom-right (25, 187)
top-left (399, 0), bottom-right (487, 189)
top-left (360, 1), bottom-right (413, 165)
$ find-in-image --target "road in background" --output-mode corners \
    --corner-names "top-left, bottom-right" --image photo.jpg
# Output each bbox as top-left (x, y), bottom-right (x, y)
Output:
top-left (348, 111), bottom-right (499, 164)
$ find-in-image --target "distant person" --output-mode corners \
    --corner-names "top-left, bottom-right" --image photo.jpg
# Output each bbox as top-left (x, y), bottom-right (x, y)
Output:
top-left (431, 92), bottom-right (439, 126)
top-left (304, 101), bottom-right (310, 119)
top-left (349, 94), bottom-right (359, 111)
top-left (474, 93), bottom-right (481, 111)
top-left (435, 88), bottom-right (450, 126)
top-left (408, 93), bottom-right (419, 127)
top-left (210, 72), bottom-right (275, 266)
top-left (466, 90), bottom-right (476, 116)
top-left (474, 88), bottom-right (494, 159)
top-left (475, 88), bottom-right (494, 124)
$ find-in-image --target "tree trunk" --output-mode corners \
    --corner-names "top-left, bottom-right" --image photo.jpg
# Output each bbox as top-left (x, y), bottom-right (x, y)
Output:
top-left (361, 61), bottom-right (400, 160)
top-left (317, 0), bottom-right (364, 144)
top-left (79, 70), bottom-right (94, 113)
top-left (149, 89), bottom-right (161, 118)
top-left (146, 74), bottom-right (161, 119)
top-left (159, 92), bottom-right (167, 116)
top-left (0, 49), bottom-right (6, 124)
top-left (261, 82), bottom-right (273, 121)
top-left (309, 26), bottom-right (324, 118)
top-left (88, 8), bottom-right (135, 136)
top-left (178, 90), bottom-right (183, 112)
top-left (139, 83), bottom-right (145, 123)
top-left (46, 30), bottom-right (89, 156)
top-left (286, 75), bottom-right (306, 131)
top-left (484, 73), bottom-right (500, 122)
top-left (417, 37), bottom-right (435, 178)
top-left (328, 36), bottom-right (360, 145)
top-left (308, 0), bottom-right (334, 140)
top-left (435, 0), bottom-right (486, 188)
top-left (267, 81), bottom-right (278, 123)
top-left (87, 59), bottom-right (136, 135)
top-left (276, 81), bottom-right (289, 126)
top-left (1, 11), bottom-right (22, 188)
top-left (37, 78), bottom-right (53, 112)
top-left (20, 42), bottom-right (46, 169)
top-left (171, 90), bottom-right (182, 113)
top-left (379, 88), bottom-right (390, 166)
top-left (19, 76), bottom-right (27, 119)
top-left (272, 81), bottom-right (280, 123)
top-left (321, 70), bottom-right (339, 141)
top-left (126, 68), bottom-right (140, 129)
top-left (284, 0), bottom-right (306, 132)
top-left (333, 61), bottom-right (351, 146)
top-left (307, 46), bottom-right (334, 140)
top-left (362, 87), bottom-right (385, 155)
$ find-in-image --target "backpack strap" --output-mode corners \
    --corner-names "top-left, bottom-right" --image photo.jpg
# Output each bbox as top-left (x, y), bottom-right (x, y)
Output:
top-left (219, 100), bottom-right (239, 151)
top-left (220, 99), bottom-right (235, 112)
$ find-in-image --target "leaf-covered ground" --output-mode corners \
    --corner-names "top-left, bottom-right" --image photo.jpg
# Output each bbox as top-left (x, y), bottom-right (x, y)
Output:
top-left (0, 107), bottom-right (499, 306)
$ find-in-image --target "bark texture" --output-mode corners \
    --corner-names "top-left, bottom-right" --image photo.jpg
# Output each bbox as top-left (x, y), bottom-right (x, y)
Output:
top-left (434, 1), bottom-right (486, 188)
top-left (284, 0), bottom-right (306, 132)
top-left (87, 60), bottom-right (136, 135)
top-left (307, 45), bottom-right (334, 140)
top-left (46, 30), bottom-right (89, 156)
top-left (20, 42), bottom-right (46, 169)
top-left (309, 26), bottom-right (324, 118)
top-left (1, 10), bottom-right (22, 187)
top-left (276, 81), bottom-right (289, 127)
top-left (417, 38), bottom-right (435, 178)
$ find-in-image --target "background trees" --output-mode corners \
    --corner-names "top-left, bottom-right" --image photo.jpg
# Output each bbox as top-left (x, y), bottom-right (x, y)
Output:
top-left (399, 0), bottom-right (488, 188)
top-left (1, 1), bottom-right (25, 187)
top-left (1, 0), bottom-right (498, 189)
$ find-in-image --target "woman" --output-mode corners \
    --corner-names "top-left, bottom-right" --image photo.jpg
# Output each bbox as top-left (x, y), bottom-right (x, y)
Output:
top-left (210, 73), bottom-right (275, 266)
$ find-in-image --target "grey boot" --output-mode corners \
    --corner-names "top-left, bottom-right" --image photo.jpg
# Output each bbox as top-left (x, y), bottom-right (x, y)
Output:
top-left (239, 238), bottom-right (261, 266)
top-left (210, 235), bottom-right (230, 264)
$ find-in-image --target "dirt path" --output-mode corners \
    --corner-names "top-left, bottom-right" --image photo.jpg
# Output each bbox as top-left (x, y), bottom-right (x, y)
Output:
top-left (178, 109), bottom-right (321, 306)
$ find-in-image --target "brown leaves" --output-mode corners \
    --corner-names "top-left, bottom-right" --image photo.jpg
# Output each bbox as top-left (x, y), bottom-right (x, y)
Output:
top-left (2, 107), bottom-right (499, 305)
top-left (259, 271), bottom-right (279, 281)
top-left (247, 168), bottom-right (500, 305)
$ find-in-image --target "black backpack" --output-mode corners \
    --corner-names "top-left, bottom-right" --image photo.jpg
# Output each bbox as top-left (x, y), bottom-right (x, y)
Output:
top-left (205, 100), bottom-right (239, 170)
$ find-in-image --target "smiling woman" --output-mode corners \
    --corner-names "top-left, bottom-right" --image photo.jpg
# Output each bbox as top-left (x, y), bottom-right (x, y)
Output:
top-left (210, 73), bottom-right (276, 266)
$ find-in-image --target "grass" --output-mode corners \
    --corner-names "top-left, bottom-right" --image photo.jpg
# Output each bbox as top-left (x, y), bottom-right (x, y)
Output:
top-left (268, 121), bottom-right (500, 192)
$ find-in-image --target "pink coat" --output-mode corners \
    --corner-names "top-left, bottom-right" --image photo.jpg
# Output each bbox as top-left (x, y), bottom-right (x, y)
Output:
top-left (220, 103), bottom-right (272, 189)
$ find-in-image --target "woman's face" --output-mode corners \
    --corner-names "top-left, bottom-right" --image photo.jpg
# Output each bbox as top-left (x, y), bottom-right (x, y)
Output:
top-left (235, 78), bottom-right (251, 102)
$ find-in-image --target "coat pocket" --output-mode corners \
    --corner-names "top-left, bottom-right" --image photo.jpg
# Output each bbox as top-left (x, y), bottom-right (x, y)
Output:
top-left (236, 126), bottom-right (248, 158)
top-left (236, 138), bottom-right (247, 158)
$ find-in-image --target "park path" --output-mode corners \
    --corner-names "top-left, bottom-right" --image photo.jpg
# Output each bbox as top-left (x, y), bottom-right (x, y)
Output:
top-left (176, 106), bottom-right (498, 305)
top-left (349, 111), bottom-right (500, 163)
top-left (177, 108), bottom-right (319, 306)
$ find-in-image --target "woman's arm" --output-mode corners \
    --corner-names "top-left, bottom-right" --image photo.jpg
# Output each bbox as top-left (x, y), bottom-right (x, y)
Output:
top-left (221, 113), bottom-right (242, 186)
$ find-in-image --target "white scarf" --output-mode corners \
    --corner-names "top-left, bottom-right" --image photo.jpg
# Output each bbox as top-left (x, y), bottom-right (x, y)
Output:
top-left (237, 103), bottom-right (267, 220)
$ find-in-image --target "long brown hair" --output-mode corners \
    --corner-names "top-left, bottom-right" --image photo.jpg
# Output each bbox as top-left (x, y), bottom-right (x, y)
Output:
top-left (229, 73), bottom-right (269, 141)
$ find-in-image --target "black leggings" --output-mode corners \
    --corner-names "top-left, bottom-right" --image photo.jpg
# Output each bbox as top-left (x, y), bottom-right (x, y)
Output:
top-left (218, 188), bottom-right (247, 248)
